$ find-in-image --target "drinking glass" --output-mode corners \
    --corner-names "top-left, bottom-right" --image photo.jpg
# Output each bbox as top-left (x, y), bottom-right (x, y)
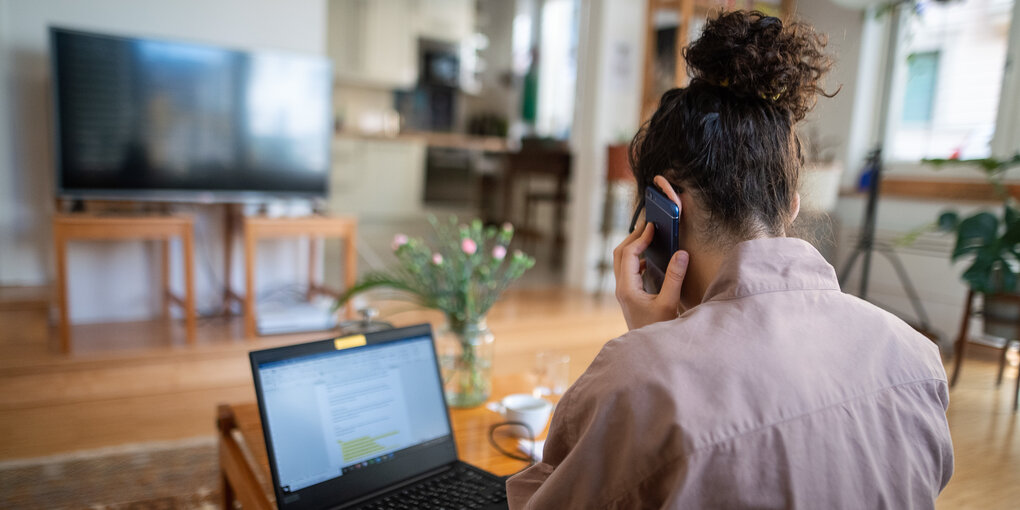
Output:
top-left (532, 352), bottom-right (570, 399)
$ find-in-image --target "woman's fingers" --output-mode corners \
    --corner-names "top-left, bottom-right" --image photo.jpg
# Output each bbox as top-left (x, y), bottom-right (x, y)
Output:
top-left (621, 224), bottom-right (653, 271)
top-left (613, 220), bottom-right (648, 276)
top-left (617, 223), bottom-right (654, 293)
top-left (656, 250), bottom-right (690, 308)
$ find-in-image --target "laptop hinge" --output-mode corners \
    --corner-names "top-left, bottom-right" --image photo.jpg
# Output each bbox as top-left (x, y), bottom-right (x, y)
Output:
top-left (332, 463), bottom-right (457, 509)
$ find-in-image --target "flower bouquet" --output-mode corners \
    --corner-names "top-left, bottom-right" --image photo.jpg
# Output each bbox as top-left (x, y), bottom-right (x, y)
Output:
top-left (337, 217), bottom-right (535, 407)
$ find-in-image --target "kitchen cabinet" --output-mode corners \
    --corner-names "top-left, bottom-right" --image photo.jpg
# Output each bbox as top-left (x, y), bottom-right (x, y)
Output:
top-left (416, 0), bottom-right (475, 42)
top-left (328, 0), bottom-right (479, 88)
top-left (328, 0), bottom-right (418, 88)
top-left (327, 0), bottom-right (477, 89)
top-left (329, 137), bottom-right (428, 220)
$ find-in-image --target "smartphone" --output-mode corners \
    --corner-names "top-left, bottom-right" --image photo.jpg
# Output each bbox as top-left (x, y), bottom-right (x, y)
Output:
top-left (642, 185), bottom-right (680, 294)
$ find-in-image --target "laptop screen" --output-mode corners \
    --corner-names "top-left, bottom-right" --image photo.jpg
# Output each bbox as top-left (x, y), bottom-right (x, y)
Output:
top-left (251, 326), bottom-right (459, 508)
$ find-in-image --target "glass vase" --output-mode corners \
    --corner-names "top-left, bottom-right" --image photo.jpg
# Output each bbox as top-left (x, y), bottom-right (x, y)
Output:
top-left (437, 318), bottom-right (494, 408)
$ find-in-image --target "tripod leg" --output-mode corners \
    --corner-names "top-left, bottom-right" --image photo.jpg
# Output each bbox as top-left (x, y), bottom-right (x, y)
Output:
top-left (875, 245), bottom-right (933, 332)
top-left (838, 246), bottom-right (865, 288)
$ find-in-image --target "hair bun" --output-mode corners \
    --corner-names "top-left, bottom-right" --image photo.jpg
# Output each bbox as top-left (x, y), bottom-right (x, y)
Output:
top-left (684, 10), bottom-right (834, 122)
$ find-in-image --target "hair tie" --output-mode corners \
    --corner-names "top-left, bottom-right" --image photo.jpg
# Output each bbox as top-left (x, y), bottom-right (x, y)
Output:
top-left (760, 86), bottom-right (786, 102)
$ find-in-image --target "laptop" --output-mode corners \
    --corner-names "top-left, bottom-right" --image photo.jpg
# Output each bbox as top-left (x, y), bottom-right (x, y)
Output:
top-left (250, 324), bottom-right (510, 510)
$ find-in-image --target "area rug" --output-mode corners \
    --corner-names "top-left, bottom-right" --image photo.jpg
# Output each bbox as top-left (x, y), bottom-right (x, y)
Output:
top-left (0, 437), bottom-right (221, 509)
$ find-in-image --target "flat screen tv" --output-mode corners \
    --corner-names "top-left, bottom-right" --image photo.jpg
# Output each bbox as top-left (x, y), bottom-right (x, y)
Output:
top-left (50, 27), bottom-right (333, 202)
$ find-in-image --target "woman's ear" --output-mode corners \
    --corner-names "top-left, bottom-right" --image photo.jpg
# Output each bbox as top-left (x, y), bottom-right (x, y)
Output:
top-left (790, 192), bottom-right (801, 223)
top-left (653, 175), bottom-right (682, 207)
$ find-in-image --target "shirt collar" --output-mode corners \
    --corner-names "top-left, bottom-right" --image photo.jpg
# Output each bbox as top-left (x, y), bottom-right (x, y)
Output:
top-left (701, 237), bottom-right (841, 303)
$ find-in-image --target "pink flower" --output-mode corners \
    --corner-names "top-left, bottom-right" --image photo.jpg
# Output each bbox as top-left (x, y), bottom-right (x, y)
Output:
top-left (502, 222), bottom-right (514, 232)
top-left (432, 253), bottom-right (444, 265)
top-left (461, 238), bottom-right (477, 255)
top-left (492, 245), bottom-right (507, 260)
top-left (391, 234), bottom-right (409, 251)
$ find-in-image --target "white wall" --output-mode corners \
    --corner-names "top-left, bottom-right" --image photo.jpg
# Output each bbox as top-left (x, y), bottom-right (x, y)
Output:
top-left (564, 0), bottom-right (645, 292)
top-left (796, 0), bottom-right (869, 180)
top-left (0, 1), bottom-right (16, 287)
top-left (0, 0), bottom-right (327, 323)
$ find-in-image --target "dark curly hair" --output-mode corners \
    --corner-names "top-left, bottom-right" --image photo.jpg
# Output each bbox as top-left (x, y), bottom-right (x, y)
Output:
top-left (630, 10), bottom-right (836, 241)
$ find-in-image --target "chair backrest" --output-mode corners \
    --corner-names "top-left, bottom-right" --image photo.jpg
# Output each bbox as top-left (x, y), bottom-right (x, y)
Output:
top-left (507, 149), bottom-right (571, 179)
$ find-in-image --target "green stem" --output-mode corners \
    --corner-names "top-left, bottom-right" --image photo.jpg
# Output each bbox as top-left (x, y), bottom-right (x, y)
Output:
top-left (448, 318), bottom-right (490, 406)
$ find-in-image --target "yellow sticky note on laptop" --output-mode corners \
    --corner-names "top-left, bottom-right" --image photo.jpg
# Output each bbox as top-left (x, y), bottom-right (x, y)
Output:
top-left (334, 335), bottom-right (366, 350)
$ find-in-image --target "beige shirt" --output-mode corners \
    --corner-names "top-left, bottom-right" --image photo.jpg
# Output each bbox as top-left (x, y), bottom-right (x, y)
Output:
top-left (507, 238), bottom-right (953, 509)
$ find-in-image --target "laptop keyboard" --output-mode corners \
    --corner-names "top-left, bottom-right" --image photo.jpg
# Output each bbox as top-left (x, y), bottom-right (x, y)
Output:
top-left (357, 464), bottom-right (507, 510)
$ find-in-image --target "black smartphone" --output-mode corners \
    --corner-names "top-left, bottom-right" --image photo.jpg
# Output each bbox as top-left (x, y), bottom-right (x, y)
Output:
top-left (642, 185), bottom-right (680, 294)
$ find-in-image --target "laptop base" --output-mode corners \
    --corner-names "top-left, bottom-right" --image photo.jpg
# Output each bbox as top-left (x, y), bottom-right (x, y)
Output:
top-left (348, 461), bottom-right (508, 510)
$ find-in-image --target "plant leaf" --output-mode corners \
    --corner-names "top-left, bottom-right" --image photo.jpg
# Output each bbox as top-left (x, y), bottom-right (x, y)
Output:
top-left (1002, 206), bottom-right (1020, 247)
top-left (1005, 203), bottom-right (1020, 225)
top-left (961, 254), bottom-right (995, 293)
top-left (999, 262), bottom-right (1019, 294)
top-left (333, 272), bottom-right (431, 311)
top-left (952, 212), bottom-right (998, 260)
top-left (936, 211), bottom-right (959, 231)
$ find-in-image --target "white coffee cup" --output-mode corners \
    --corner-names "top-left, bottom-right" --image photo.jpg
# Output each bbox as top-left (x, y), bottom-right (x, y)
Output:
top-left (495, 393), bottom-right (553, 438)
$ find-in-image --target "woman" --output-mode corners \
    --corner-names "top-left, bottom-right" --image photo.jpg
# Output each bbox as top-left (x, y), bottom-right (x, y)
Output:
top-left (506, 11), bottom-right (953, 509)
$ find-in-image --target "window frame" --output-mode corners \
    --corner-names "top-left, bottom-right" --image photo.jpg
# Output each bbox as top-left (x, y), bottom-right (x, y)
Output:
top-left (882, 0), bottom-right (1020, 180)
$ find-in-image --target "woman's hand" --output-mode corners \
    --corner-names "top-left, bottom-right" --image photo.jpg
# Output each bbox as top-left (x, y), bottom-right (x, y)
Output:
top-left (613, 223), bottom-right (690, 331)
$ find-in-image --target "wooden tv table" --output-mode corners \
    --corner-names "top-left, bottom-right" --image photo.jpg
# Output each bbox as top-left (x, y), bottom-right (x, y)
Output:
top-left (217, 374), bottom-right (544, 510)
top-left (231, 215), bottom-right (358, 338)
top-left (52, 213), bottom-right (197, 353)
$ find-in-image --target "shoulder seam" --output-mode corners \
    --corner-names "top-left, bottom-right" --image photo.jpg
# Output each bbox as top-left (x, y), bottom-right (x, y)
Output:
top-left (703, 286), bottom-right (842, 304)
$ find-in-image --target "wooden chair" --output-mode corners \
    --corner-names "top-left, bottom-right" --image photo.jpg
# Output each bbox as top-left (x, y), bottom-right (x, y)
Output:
top-left (501, 141), bottom-right (572, 268)
top-left (951, 289), bottom-right (1020, 410)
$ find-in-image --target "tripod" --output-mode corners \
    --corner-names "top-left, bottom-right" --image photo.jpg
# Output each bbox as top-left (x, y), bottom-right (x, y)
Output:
top-left (837, 148), bottom-right (933, 334)
top-left (836, 1), bottom-right (935, 338)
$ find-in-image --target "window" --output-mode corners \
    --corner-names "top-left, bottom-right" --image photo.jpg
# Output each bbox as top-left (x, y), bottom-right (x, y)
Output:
top-left (887, 0), bottom-right (1016, 162)
top-left (902, 51), bottom-right (939, 124)
top-left (536, 0), bottom-right (580, 138)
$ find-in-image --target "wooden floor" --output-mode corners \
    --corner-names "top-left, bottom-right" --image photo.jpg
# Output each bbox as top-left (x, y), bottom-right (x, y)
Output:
top-left (0, 287), bottom-right (1017, 508)
top-left (937, 345), bottom-right (1020, 510)
top-left (0, 288), bottom-right (626, 460)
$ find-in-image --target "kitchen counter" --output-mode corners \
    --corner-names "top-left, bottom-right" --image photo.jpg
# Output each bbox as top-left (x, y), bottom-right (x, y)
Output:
top-left (335, 130), bottom-right (511, 153)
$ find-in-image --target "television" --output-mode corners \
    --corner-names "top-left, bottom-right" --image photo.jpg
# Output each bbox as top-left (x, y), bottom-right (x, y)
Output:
top-left (50, 27), bottom-right (333, 202)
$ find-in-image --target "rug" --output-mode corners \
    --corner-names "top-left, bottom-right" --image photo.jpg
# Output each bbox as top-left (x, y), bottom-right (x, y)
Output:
top-left (0, 437), bottom-right (221, 509)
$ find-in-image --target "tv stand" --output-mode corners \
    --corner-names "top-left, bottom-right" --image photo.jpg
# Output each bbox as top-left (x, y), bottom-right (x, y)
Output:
top-left (228, 214), bottom-right (358, 338)
top-left (52, 214), bottom-right (197, 353)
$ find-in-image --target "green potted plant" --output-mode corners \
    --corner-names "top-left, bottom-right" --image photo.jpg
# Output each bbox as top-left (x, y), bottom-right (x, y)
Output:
top-left (336, 216), bottom-right (535, 408)
top-left (929, 153), bottom-right (1020, 339)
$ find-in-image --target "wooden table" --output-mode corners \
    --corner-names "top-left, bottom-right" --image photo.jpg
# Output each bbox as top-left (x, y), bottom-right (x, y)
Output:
top-left (217, 374), bottom-right (543, 510)
top-left (52, 214), bottom-right (197, 353)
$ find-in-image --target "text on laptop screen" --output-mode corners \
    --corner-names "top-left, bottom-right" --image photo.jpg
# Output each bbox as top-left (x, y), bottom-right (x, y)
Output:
top-left (256, 336), bottom-right (451, 492)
